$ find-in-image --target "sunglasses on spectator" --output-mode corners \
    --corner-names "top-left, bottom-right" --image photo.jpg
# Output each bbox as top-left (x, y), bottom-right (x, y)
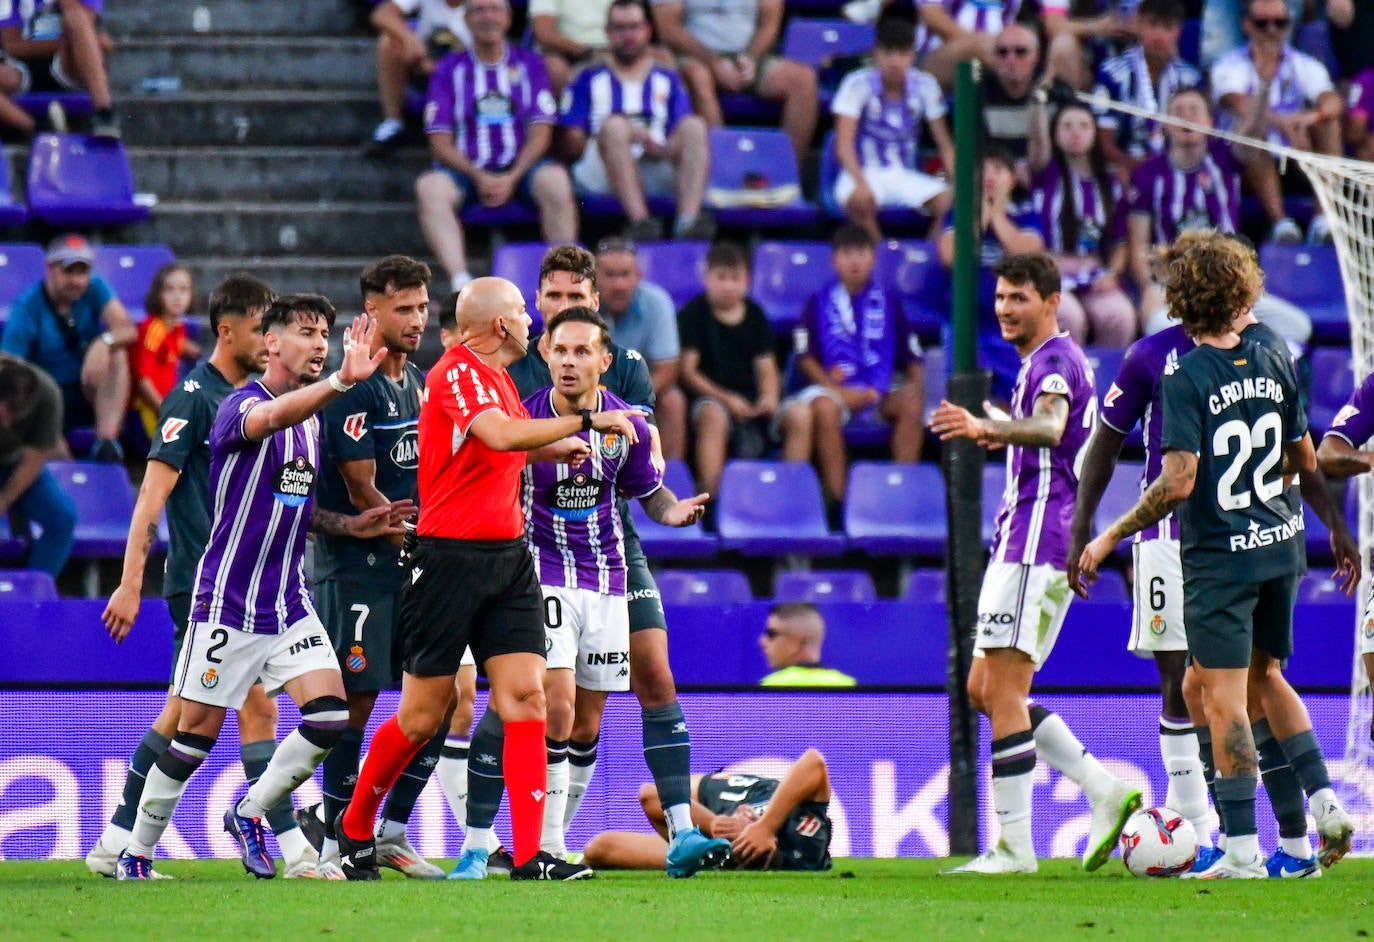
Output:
top-left (763, 628), bottom-right (782, 640)
top-left (1248, 16), bottom-right (1291, 30)
top-left (995, 45), bottom-right (1034, 58)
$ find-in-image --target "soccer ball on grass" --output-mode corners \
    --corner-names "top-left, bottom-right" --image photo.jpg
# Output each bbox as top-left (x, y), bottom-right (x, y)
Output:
top-left (1119, 807), bottom-right (1198, 877)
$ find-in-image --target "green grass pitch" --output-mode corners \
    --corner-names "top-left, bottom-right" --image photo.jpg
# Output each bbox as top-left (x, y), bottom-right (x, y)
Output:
top-left (4, 858), bottom-right (1373, 941)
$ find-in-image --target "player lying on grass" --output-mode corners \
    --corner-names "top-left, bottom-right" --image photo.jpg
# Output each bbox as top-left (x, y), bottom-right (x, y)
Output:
top-left (582, 749), bottom-right (833, 872)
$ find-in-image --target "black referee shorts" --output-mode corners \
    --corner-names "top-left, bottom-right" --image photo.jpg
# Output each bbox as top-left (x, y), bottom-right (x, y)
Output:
top-left (399, 536), bottom-right (545, 677)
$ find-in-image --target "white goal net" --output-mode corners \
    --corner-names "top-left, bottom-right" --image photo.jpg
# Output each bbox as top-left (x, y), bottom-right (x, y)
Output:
top-left (1080, 91), bottom-right (1374, 853)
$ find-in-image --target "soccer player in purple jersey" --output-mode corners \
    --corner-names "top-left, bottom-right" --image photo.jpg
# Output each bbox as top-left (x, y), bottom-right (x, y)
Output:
top-left (516, 305), bottom-right (725, 872)
top-left (415, 0), bottom-right (577, 292)
top-left (932, 252), bottom-right (1141, 874)
top-left (115, 296), bottom-right (414, 881)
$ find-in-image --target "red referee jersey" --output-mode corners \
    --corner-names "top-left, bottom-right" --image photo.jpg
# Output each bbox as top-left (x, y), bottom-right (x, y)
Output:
top-left (417, 343), bottom-right (530, 540)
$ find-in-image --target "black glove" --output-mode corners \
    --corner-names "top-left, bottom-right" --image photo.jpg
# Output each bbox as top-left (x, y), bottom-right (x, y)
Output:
top-left (398, 517), bottom-right (418, 566)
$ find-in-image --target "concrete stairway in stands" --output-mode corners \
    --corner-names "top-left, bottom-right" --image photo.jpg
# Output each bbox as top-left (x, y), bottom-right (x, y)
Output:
top-left (104, 0), bottom-right (461, 343)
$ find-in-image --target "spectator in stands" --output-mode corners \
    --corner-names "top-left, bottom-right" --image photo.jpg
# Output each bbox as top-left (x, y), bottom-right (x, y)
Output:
top-left (1200, 0), bottom-right (1304, 70)
top-left (0, 61), bottom-right (34, 137)
top-left (649, 0), bottom-right (819, 164)
top-left (415, 0), bottom-right (577, 292)
top-left (759, 603), bottom-right (856, 687)
top-left (1329, 0), bottom-right (1374, 81)
top-left (1346, 68), bottom-right (1374, 162)
top-left (937, 148), bottom-right (1043, 397)
top-left (1041, 1), bottom-right (1138, 93)
top-left (0, 354), bottom-right (75, 578)
top-left (778, 224), bottom-right (924, 514)
top-left (561, 0), bottom-right (714, 243)
top-left (595, 237), bottom-right (686, 459)
top-left (129, 264), bottom-right (201, 440)
top-left (531, 0), bottom-right (611, 95)
top-left (830, 17), bottom-right (954, 241)
top-left (677, 241), bottom-right (778, 500)
top-left (366, 0), bottom-right (471, 156)
top-left (916, 0), bottom-right (1025, 92)
top-left (1092, 0), bottom-right (1203, 178)
top-left (1027, 99), bottom-right (1135, 347)
top-left (981, 22), bottom-right (1042, 176)
top-left (0, 0), bottom-right (119, 137)
top-left (1210, 0), bottom-right (1343, 245)
top-left (0, 234), bottom-right (134, 462)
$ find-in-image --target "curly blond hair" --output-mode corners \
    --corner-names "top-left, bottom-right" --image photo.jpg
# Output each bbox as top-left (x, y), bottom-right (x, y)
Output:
top-left (1158, 229), bottom-right (1263, 338)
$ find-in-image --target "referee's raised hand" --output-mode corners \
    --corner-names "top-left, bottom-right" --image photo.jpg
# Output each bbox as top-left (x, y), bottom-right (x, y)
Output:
top-left (590, 408), bottom-right (648, 444)
top-left (338, 314), bottom-right (388, 385)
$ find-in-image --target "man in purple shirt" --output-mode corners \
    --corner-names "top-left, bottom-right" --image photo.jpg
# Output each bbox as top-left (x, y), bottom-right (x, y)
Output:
top-left (932, 252), bottom-right (1140, 875)
top-left (777, 224), bottom-right (924, 513)
top-left (1126, 86), bottom-right (1271, 324)
top-left (116, 297), bottom-right (413, 880)
top-left (521, 304), bottom-right (724, 869)
top-left (560, 0), bottom-right (713, 243)
top-left (416, 0), bottom-right (578, 293)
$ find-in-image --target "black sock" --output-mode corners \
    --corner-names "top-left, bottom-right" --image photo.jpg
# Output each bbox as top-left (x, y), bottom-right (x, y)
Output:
top-left (381, 727), bottom-right (446, 825)
top-left (321, 727), bottom-right (365, 838)
top-left (111, 729), bottom-right (170, 831)
top-left (1278, 730), bottom-right (1332, 798)
top-left (466, 710), bottom-right (506, 830)
top-left (1253, 720), bottom-right (1307, 839)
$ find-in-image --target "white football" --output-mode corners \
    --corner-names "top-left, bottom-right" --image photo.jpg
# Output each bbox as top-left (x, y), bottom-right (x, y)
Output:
top-left (1119, 807), bottom-right (1198, 877)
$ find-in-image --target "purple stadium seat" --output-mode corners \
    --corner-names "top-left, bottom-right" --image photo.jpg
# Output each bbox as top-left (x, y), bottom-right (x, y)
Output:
top-left (751, 241), bottom-right (829, 331)
top-left (1083, 345), bottom-right (1142, 448)
top-left (1257, 245), bottom-right (1347, 340)
top-left (705, 128), bottom-right (816, 230)
top-left (48, 460), bottom-right (141, 558)
top-left (0, 243), bottom-right (45, 325)
top-left (629, 459), bottom-right (717, 558)
top-left (0, 149), bottom-right (27, 228)
top-left (717, 93), bottom-right (781, 125)
top-left (27, 134), bottom-right (150, 227)
top-left (635, 241), bottom-right (709, 311)
top-left (490, 241), bottom-right (548, 326)
top-left (782, 19), bottom-right (875, 69)
top-left (1308, 346), bottom-right (1355, 435)
top-left (1297, 570), bottom-right (1350, 604)
top-left (15, 91), bottom-right (92, 119)
top-left (576, 190), bottom-right (677, 221)
top-left (656, 569), bottom-right (753, 606)
top-left (775, 569), bottom-right (877, 603)
top-left (0, 515), bottom-right (25, 559)
top-left (718, 460), bottom-right (846, 556)
top-left (876, 238), bottom-right (948, 338)
top-left (844, 462), bottom-right (947, 557)
top-left (461, 203), bottom-right (540, 229)
top-left (902, 567), bottom-right (946, 603)
top-left (95, 244), bottom-right (176, 320)
top-left (0, 569), bottom-right (58, 600)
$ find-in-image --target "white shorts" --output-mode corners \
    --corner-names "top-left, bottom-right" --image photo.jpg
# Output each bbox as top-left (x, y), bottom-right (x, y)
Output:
top-left (1130, 539), bottom-right (1187, 655)
top-left (173, 614), bottom-right (340, 709)
top-left (572, 146), bottom-right (676, 198)
top-left (833, 166), bottom-right (948, 211)
top-left (974, 562), bottom-right (1072, 668)
top-left (1359, 590), bottom-right (1374, 656)
top-left (543, 585), bottom-right (631, 692)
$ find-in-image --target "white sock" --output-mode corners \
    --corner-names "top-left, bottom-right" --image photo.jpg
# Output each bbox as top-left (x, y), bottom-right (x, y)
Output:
top-left (1033, 713), bottom-right (1112, 804)
top-left (1281, 835), bottom-right (1313, 858)
top-left (276, 825), bottom-right (311, 862)
top-left (564, 758), bottom-right (596, 831)
top-left (127, 764), bottom-right (192, 859)
top-left (992, 770), bottom-right (1035, 857)
top-left (320, 836), bottom-right (339, 863)
top-left (373, 117), bottom-right (403, 140)
top-left (462, 826), bottom-right (494, 855)
top-left (375, 818), bottom-right (407, 843)
top-left (1311, 785), bottom-right (1338, 810)
top-left (664, 803), bottom-right (694, 839)
top-left (98, 822), bottom-right (132, 854)
top-left (542, 759), bottom-right (569, 856)
top-left (1159, 720), bottom-right (1209, 840)
top-left (237, 729), bottom-right (326, 819)
top-left (1226, 833), bottom-right (1261, 862)
top-left (437, 749), bottom-right (469, 831)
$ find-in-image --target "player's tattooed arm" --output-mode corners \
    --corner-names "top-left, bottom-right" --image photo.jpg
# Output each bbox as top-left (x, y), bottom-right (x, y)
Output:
top-left (310, 500), bottom-right (417, 539)
top-left (931, 393), bottom-right (1068, 448)
top-left (308, 505), bottom-right (354, 537)
top-left (1316, 433), bottom-right (1374, 480)
top-left (640, 486), bottom-right (709, 527)
top-left (1107, 449), bottom-right (1196, 543)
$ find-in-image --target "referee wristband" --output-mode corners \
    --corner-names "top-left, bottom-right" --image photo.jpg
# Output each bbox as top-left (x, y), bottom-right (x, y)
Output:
top-left (580, 408), bottom-right (593, 432)
top-left (328, 372), bottom-right (354, 393)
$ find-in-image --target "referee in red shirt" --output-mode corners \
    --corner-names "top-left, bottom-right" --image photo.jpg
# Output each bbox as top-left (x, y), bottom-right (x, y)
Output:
top-left (336, 277), bottom-right (643, 879)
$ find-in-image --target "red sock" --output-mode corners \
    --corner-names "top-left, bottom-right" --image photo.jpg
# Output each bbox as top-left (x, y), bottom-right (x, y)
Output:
top-left (504, 718), bottom-right (547, 867)
top-left (340, 716), bottom-right (423, 842)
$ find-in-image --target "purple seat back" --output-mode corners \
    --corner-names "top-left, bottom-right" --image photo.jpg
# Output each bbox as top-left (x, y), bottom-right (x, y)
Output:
top-left (775, 569), bottom-right (877, 604)
top-left (782, 19), bottom-right (875, 66)
top-left (0, 570), bottom-right (58, 601)
top-left (1257, 245), bottom-right (1347, 339)
top-left (844, 462), bottom-right (947, 557)
top-left (490, 241), bottom-right (550, 330)
top-left (1308, 346), bottom-right (1354, 434)
top-left (95, 244), bottom-right (176, 319)
top-left (48, 460), bottom-right (137, 558)
top-left (27, 134), bottom-right (150, 227)
top-left (656, 570), bottom-right (753, 606)
top-left (718, 460), bottom-right (845, 555)
top-left (0, 243), bottom-right (45, 324)
top-left (635, 242), bottom-right (708, 311)
top-left (751, 241), bottom-right (828, 330)
top-left (707, 128), bottom-right (802, 197)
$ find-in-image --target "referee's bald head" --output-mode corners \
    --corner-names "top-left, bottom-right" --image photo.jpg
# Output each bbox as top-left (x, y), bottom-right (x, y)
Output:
top-left (455, 276), bottom-right (530, 357)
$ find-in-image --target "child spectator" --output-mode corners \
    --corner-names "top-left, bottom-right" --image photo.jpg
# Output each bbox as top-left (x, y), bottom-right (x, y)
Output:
top-left (778, 225), bottom-right (924, 515)
top-left (677, 241), bottom-right (779, 498)
top-left (129, 264), bottom-right (201, 438)
top-left (1028, 99), bottom-right (1135, 347)
top-left (830, 17), bottom-right (954, 241)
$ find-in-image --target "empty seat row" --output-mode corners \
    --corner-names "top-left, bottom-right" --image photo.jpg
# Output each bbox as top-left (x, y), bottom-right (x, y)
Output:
top-left (0, 133), bottom-right (149, 230)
